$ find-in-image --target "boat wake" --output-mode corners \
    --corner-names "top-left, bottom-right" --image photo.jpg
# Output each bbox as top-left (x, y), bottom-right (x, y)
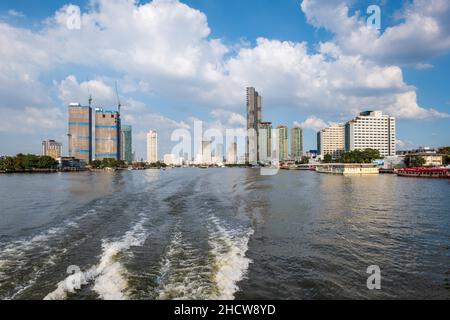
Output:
top-left (44, 215), bottom-right (149, 300)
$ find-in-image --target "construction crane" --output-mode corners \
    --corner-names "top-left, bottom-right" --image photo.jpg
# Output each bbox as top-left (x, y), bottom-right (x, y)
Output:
top-left (115, 81), bottom-right (122, 114)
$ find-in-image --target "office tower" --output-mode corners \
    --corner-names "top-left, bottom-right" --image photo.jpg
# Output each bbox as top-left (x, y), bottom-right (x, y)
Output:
top-left (202, 141), bottom-right (212, 165)
top-left (246, 87), bottom-right (262, 163)
top-left (120, 125), bottom-right (132, 163)
top-left (291, 126), bottom-right (303, 162)
top-left (147, 130), bottom-right (158, 163)
top-left (213, 143), bottom-right (224, 164)
top-left (42, 140), bottom-right (63, 160)
top-left (345, 111), bottom-right (396, 157)
top-left (227, 142), bottom-right (237, 164)
top-left (68, 103), bottom-right (92, 163)
top-left (277, 125), bottom-right (289, 161)
top-left (95, 108), bottom-right (121, 161)
top-left (258, 122), bottom-right (273, 164)
top-left (317, 125), bottom-right (345, 160)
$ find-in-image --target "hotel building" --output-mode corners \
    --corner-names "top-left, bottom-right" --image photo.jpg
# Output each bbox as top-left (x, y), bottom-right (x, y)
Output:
top-left (95, 108), bottom-right (121, 160)
top-left (68, 103), bottom-right (92, 163)
top-left (317, 125), bottom-right (345, 160)
top-left (345, 111), bottom-right (396, 157)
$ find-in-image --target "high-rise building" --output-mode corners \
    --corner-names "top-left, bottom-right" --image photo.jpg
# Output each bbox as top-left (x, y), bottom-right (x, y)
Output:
top-left (202, 141), bottom-right (212, 165)
top-left (42, 140), bottom-right (63, 160)
top-left (277, 125), bottom-right (289, 161)
top-left (258, 122), bottom-right (273, 164)
top-left (227, 142), bottom-right (237, 164)
top-left (345, 111), bottom-right (396, 157)
top-left (95, 108), bottom-right (121, 160)
top-left (120, 125), bottom-right (132, 163)
top-left (246, 87), bottom-right (262, 163)
top-left (68, 103), bottom-right (92, 163)
top-left (163, 154), bottom-right (176, 166)
top-left (147, 130), bottom-right (158, 163)
top-left (317, 125), bottom-right (345, 160)
top-left (291, 126), bottom-right (303, 162)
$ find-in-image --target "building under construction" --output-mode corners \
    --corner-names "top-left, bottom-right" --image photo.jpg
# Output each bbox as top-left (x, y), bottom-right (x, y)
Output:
top-left (68, 103), bottom-right (92, 163)
top-left (95, 108), bottom-right (121, 161)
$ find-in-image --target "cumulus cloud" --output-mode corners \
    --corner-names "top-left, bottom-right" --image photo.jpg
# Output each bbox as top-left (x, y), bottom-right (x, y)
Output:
top-left (300, 0), bottom-right (450, 65)
top-left (295, 116), bottom-right (334, 132)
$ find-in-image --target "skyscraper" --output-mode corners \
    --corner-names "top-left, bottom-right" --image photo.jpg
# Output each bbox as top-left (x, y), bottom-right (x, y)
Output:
top-left (147, 130), bottom-right (158, 163)
top-left (258, 122), bottom-right (273, 164)
top-left (120, 125), bottom-right (132, 163)
top-left (277, 125), bottom-right (289, 161)
top-left (42, 140), bottom-right (63, 160)
top-left (317, 125), bottom-right (345, 160)
top-left (345, 111), bottom-right (396, 157)
top-left (95, 108), bottom-right (121, 161)
top-left (68, 103), bottom-right (92, 163)
top-left (291, 126), bottom-right (303, 162)
top-left (246, 87), bottom-right (262, 163)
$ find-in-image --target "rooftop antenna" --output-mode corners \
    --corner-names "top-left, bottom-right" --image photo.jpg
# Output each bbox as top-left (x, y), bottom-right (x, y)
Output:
top-left (115, 81), bottom-right (122, 114)
top-left (87, 80), bottom-right (93, 108)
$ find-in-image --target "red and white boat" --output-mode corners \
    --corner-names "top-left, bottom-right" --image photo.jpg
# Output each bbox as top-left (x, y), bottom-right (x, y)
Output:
top-left (395, 168), bottom-right (450, 179)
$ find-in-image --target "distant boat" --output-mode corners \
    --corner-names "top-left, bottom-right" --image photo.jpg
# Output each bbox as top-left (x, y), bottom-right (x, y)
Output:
top-left (199, 165), bottom-right (209, 169)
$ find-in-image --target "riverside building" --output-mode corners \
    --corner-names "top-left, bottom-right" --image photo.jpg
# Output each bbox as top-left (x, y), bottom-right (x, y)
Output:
top-left (68, 103), bottom-right (92, 163)
top-left (95, 108), bottom-right (121, 161)
top-left (42, 140), bottom-right (63, 160)
top-left (345, 111), bottom-right (396, 157)
top-left (317, 125), bottom-right (345, 160)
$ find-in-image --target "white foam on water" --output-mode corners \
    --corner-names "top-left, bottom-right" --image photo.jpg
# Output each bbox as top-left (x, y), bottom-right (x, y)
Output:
top-left (156, 231), bottom-right (212, 300)
top-left (208, 216), bottom-right (254, 300)
top-left (44, 216), bottom-right (149, 300)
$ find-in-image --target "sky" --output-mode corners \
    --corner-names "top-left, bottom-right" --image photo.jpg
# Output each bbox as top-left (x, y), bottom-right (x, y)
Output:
top-left (0, 0), bottom-right (449, 160)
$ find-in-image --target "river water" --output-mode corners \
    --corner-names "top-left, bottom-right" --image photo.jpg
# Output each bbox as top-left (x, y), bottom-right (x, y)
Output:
top-left (0, 169), bottom-right (449, 300)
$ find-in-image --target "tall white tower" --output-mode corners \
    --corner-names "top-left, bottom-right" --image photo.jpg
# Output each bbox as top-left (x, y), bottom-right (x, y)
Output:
top-left (147, 130), bottom-right (158, 163)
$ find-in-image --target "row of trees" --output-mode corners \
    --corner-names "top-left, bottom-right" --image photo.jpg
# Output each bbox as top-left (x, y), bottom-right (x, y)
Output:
top-left (438, 147), bottom-right (450, 165)
top-left (0, 154), bottom-right (58, 172)
top-left (323, 149), bottom-right (381, 164)
top-left (91, 158), bottom-right (127, 169)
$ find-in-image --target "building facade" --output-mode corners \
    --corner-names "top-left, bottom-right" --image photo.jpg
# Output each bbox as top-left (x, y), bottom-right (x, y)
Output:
top-left (291, 126), bottom-right (303, 162)
top-left (120, 125), bottom-right (132, 163)
top-left (147, 130), bottom-right (158, 163)
top-left (277, 125), bottom-right (289, 161)
top-left (317, 125), bottom-right (345, 160)
top-left (258, 122), bottom-right (273, 164)
top-left (345, 111), bottom-right (396, 157)
top-left (246, 87), bottom-right (262, 163)
top-left (227, 142), bottom-right (237, 164)
top-left (202, 141), bottom-right (212, 165)
top-left (95, 108), bottom-right (121, 161)
top-left (163, 154), bottom-right (176, 166)
top-left (42, 140), bottom-right (63, 160)
top-left (68, 103), bottom-right (92, 163)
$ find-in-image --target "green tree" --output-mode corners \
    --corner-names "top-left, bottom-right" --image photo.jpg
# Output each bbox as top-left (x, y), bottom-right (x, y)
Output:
top-left (406, 155), bottom-right (426, 168)
top-left (438, 146), bottom-right (450, 165)
top-left (323, 154), bottom-right (333, 163)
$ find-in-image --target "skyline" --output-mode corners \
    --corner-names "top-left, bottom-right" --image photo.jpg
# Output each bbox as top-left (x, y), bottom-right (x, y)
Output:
top-left (1, 0), bottom-right (450, 160)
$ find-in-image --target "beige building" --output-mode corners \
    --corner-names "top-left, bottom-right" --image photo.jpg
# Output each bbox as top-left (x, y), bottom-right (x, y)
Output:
top-left (317, 125), bottom-right (345, 160)
top-left (95, 108), bottom-right (121, 160)
top-left (202, 141), bottom-right (212, 165)
top-left (68, 103), bottom-right (92, 163)
top-left (345, 111), bottom-right (396, 157)
top-left (147, 130), bottom-right (158, 163)
top-left (227, 142), bottom-right (237, 164)
top-left (42, 140), bottom-right (63, 160)
top-left (410, 153), bottom-right (444, 167)
top-left (163, 154), bottom-right (176, 166)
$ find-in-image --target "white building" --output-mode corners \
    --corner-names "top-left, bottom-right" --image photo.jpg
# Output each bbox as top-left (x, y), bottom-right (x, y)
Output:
top-left (163, 154), bottom-right (176, 166)
top-left (227, 142), bottom-right (237, 164)
top-left (146, 130), bottom-right (158, 163)
top-left (345, 111), bottom-right (396, 157)
top-left (317, 125), bottom-right (345, 160)
top-left (201, 141), bottom-right (212, 165)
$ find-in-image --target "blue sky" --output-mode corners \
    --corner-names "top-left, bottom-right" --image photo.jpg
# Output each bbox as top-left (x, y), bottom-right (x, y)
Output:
top-left (0, 0), bottom-right (449, 159)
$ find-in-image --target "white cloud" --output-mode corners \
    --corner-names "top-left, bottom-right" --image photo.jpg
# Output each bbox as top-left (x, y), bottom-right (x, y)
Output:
top-left (8, 10), bottom-right (25, 18)
top-left (210, 109), bottom-right (246, 127)
top-left (295, 116), bottom-right (333, 132)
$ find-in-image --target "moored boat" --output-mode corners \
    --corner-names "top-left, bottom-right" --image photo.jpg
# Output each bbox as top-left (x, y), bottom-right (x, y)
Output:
top-left (395, 168), bottom-right (450, 179)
